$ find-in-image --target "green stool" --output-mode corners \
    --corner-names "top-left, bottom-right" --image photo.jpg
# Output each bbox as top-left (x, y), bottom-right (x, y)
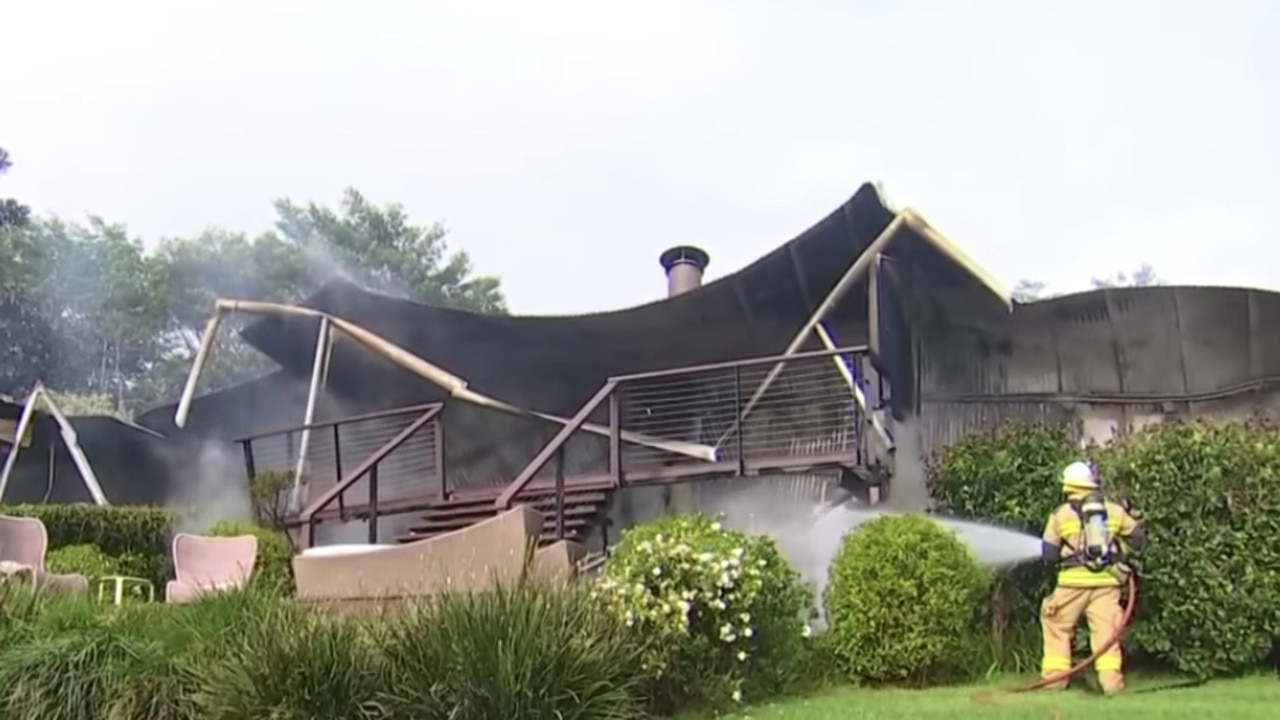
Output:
top-left (96, 575), bottom-right (155, 605)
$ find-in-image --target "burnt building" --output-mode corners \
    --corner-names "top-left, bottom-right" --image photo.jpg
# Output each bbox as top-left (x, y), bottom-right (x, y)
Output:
top-left (13, 181), bottom-right (1276, 551)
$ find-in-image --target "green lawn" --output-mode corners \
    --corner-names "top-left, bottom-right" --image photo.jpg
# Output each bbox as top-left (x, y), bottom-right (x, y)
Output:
top-left (712, 675), bottom-right (1279, 720)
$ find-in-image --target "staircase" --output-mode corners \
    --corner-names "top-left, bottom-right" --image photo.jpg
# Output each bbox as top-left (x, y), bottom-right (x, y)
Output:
top-left (397, 480), bottom-right (614, 546)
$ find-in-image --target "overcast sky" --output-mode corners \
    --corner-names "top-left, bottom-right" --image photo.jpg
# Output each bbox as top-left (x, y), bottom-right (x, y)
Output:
top-left (3, 1), bottom-right (1278, 314)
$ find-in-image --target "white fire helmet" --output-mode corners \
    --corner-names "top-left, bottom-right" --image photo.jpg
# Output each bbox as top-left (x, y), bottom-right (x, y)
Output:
top-left (1061, 461), bottom-right (1099, 490)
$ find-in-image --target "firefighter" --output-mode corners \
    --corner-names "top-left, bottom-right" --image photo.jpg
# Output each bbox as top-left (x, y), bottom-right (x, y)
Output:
top-left (1038, 460), bottom-right (1144, 695)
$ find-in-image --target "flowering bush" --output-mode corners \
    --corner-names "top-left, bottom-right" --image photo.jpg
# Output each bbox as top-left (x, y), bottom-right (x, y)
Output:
top-left (593, 514), bottom-right (812, 711)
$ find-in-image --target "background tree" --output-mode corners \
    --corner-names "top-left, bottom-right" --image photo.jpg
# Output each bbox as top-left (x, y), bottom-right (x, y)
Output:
top-left (0, 170), bottom-right (507, 415)
top-left (1011, 279), bottom-right (1048, 303)
top-left (0, 148), bottom-right (31, 229)
top-left (0, 147), bottom-right (54, 395)
top-left (271, 188), bottom-right (505, 312)
top-left (140, 188), bottom-right (507, 406)
top-left (1090, 262), bottom-right (1162, 289)
top-left (1012, 263), bottom-right (1164, 302)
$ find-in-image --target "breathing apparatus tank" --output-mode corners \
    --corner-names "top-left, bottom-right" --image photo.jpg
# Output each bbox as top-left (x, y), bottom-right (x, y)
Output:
top-left (1078, 491), bottom-right (1112, 571)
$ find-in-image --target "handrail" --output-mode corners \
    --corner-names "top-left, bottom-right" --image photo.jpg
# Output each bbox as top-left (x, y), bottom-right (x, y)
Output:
top-left (494, 380), bottom-right (618, 509)
top-left (234, 402), bottom-right (440, 444)
top-left (496, 345), bottom-right (874, 511)
top-left (608, 345), bottom-right (870, 383)
top-left (298, 404), bottom-right (443, 540)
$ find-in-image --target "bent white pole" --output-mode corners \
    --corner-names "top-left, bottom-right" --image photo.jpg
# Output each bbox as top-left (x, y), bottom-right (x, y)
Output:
top-left (814, 323), bottom-right (893, 451)
top-left (714, 212), bottom-right (909, 451)
top-left (174, 313), bottom-right (223, 429)
top-left (290, 317), bottom-right (330, 511)
top-left (39, 389), bottom-right (109, 506)
top-left (0, 383), bottom-right (44, 502)
top-left (190, 299), bottom-right (715, 461)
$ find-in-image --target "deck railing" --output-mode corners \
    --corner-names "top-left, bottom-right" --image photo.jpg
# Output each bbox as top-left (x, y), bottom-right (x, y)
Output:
top-left (495, 345), bottom-right (877, 527)
top-left (236, 403), bottom-right (445, 547)
top-left (235, 345), bottom-right (880, 547)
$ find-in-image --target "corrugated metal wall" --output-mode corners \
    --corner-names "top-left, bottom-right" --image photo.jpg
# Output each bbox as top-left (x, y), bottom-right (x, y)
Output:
top-left (914, 286), bottom-right (1280, 456)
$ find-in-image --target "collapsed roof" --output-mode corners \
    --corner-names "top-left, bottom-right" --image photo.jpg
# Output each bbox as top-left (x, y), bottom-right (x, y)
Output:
top-left (229, 183), bottom-right (1008, 419)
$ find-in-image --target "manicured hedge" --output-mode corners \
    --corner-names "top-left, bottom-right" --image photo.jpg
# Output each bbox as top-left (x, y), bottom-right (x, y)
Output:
top-left (5, 503), bottom-right (294, 591)
top-left (928, 418), bottom-right (1280, 679)
top-left (8, 503), bottom-right (174, 584)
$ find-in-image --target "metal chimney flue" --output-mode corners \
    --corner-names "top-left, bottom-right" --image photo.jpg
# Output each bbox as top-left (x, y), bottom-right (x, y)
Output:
top-left (659, 245), bottom-right (710, 297)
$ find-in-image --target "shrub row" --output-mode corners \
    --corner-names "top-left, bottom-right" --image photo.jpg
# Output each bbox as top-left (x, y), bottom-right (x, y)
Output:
top-left (928, 417), bottom-right (1280, 680)
top-left (0, 581), bottom-right (654, 720)
top-left (0, 511), bottom-right (991, 720)
top-left (4, 503), bottom-right (294, 593)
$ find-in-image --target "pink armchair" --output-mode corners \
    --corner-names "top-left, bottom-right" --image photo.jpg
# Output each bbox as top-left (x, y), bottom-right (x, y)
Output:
top-left (165, 532), bottom-right (258, 603)
top-left (0, 515), bottom-right (90, 594)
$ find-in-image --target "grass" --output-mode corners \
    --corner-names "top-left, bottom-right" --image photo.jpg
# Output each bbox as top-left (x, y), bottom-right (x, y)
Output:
top-left (706, 675), bottom-right (1280, 719)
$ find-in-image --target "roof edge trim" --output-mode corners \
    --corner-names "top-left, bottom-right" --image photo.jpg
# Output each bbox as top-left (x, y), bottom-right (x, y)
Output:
top-left (901, 209), bottom-right (1012, 311)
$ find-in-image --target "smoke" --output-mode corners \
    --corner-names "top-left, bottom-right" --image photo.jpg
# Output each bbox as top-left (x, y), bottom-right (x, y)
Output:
top-left (884, 415), bottom-right (930, 511)
top-left (161, 440), bottom-right (253, 534)
top-left (702, 416), bottom-right (1040, 625)
top-left (708, 482), bottom-right (851, 612)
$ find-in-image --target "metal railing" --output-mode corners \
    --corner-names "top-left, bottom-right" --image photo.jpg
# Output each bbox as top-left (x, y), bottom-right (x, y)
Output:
top-left (236, 403), bottom-right (445, 547)
top-left (494, 346), bottom-right (876, 527)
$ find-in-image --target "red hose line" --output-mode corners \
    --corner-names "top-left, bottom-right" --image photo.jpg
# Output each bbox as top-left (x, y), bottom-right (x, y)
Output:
top-left (972, 572), bottom-right (1139, 701)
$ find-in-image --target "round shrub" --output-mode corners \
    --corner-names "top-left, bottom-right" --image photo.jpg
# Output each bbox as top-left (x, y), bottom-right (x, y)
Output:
top-left (824, 513), bottom-right (991, 683)
top-left (594, 513), bottom-right (812, 709)
top-left (1094, 419), bottom-right (1280, 678)
top-left (206, 521), bottom-right (294, 594)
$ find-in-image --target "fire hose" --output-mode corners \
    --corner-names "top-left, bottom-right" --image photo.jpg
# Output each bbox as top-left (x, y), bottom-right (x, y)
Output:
top-left (973, 570), bottom-right (1139, 701)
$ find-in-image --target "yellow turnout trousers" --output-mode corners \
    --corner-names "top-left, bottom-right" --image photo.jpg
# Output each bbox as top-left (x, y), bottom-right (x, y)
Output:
top-left (1039, 585), bottom-right (1125, 694)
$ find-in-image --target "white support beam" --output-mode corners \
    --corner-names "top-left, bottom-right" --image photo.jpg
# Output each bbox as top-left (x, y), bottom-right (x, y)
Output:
top-left (290, 317), bottom-right (330, 512)
top-left (814, 323), bottom-right (893, 451)
top-left (714, 212), bottom-right (909, 451)
top-left (0, 383), bottom-right (109, 506)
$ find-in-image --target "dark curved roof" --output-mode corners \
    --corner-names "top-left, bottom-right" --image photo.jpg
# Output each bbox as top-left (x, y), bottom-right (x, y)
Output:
top-left (231, 183), bottom-right (1006, 418)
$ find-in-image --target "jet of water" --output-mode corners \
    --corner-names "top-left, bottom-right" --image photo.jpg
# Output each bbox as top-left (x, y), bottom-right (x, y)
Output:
top-left (807, 507), bottom-right (1043, 568)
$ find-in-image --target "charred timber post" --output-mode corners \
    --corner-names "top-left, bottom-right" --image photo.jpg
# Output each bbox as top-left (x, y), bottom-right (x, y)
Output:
top-left (240, 440), bottom-right (256, 481)
top-left (659, 246), bottom-right (710, 514)
top-left (433, 418), bottom-right (447, 499)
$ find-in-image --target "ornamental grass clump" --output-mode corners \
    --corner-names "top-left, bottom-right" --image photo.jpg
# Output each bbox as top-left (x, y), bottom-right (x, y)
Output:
top-left (595, 513), bottom-right (812, 712)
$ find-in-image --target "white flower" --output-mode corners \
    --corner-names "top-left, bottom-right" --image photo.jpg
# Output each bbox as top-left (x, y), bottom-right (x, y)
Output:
top-left (624, 611), bottom-right (635, 627)
top-left (639, 540), bottom-right (654, 553)
top-left (802, 624), bottom-right (813, 638)
top-left (653, 565), bottom-right (663, 577)
top-left (737, 650), bottom-right (747, 662)
top-left (711, 522), bottom-right (722, 532)
top-left (742, 626), bottom-right (754, 638)
top-left (731, 689), bottom-right (743, 703)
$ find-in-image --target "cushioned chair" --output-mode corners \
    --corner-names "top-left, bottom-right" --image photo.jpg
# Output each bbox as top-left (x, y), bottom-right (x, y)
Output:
top-left (0, 515), bottom-right (90, 595)
top-left (165, 532), bottom-right (258, 603)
